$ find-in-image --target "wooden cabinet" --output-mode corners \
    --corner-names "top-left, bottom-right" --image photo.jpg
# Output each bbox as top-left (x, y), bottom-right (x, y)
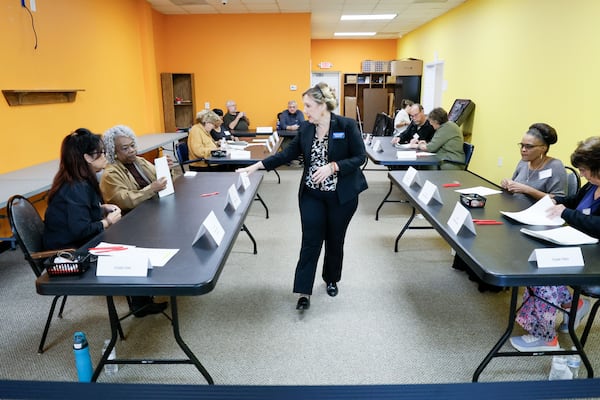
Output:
top-left (343, 73), bottom-right (395, 133)
top-left (343, 72), bottom-right (422, 133)
top-left (160, 73), bottom-right (196, 132)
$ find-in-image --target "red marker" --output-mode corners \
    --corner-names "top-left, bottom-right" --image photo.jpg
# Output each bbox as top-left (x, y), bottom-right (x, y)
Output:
top-left (200, 192), bottom-right (219, 197)
top-left (442, 182), bottom-right (461, 188)
top-left (474, 221), bottom-right (503, 225)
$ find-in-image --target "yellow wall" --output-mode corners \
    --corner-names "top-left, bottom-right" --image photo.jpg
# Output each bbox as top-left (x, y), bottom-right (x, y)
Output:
top-left (0, 0), bottom-right (162, 173)
top-left (396, 0), bottom-right (600, 183)
top-left (154, 13), bottom-right (311, 129)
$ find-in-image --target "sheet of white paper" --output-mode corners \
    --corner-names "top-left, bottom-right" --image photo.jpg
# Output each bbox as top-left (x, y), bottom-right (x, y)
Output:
top-left (252, 139), bottom-right (269, 143)
top-left (395, 143), bottom-right (412, 149)
top-left (396, 151), bottom-right (417, 160)
top-left (229, 150), bottom-right (251, 159)
top-left (154, 156), bottom-right (175, 198)
top-left (416, 152), bottom-right (436, 156)
top-left (372, 139), bottom-right (382, 152)
top-left (183, 171), bottom-right (197, 177)
top-left (501, 195), bottom-right (564, 226)
top-left (520, 226), bottom-right (598, 246)
top-left (455, 186), bottom-right (503, 196)
top-left (256, 126), bottom-right (273, 133)
top-left (136, 247), bottom-right (179, 267)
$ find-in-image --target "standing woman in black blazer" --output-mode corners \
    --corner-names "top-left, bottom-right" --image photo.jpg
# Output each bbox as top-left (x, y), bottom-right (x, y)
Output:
top-left (237, 83), bottom-right (368, 311)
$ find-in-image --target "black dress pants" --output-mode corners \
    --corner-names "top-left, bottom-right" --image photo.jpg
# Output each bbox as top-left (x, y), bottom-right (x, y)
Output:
top-left (293, 187), bottom-right (359, 295)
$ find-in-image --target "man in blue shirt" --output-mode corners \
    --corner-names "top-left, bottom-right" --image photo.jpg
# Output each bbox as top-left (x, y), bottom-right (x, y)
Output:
top-left (278, 100), bottom-right (305, 131)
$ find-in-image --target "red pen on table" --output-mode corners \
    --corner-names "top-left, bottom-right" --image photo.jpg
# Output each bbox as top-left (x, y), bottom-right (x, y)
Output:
top-left (442, 182), bottom-right (461, 188)
top-left (200, 192), bottom-right (219, 197)
top-left (473, 219), bottom-right (503, 225)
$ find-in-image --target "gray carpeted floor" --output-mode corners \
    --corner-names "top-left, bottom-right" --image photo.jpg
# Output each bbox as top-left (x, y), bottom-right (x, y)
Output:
top-left (1, 165), bottom-right (599, 385)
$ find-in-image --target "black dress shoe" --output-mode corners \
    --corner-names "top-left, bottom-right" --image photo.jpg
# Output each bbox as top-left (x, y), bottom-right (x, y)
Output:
top-left (296, 296), bottom-right (310, 310)
top-left (326, 282), bottom-right (338, 297)
top-left (133, 300), bottom-right (168, 318)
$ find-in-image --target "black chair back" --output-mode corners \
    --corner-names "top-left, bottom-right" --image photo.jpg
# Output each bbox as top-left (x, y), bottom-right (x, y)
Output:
top-left (7, 195), bottom-right (46, 276)
top-left (175, 142), bottom-right (190, 173)
top-left (565, 166), bottom-right (581, 196)
top-left (372, 113), bottom-right (394, 136)
top-left (463, 142), bottom-right (475, 170)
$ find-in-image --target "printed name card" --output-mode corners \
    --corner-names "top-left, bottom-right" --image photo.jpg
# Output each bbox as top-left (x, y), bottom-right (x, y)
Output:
top-left (418, 180), bottom-right (443, 205)
top-left (447, 202), bottom-right (476, 235)
top-left (265, 139), bottom-right (272, 153)
top-left (256, 126), bottom-right (273, 133)
top-left (269, 135), bottom-right (276, 147)
top-left (226, 184), bottom-right (241, 211)
top-left (528, 247), bottom-right (584, 268)
top-left (154, 156), bottom-right (175, 198)
top-left (192, 210), bottom-right (225, 247)
top-left (96, 249), bottom-right (150, 277)
top-left (402, 167), bottom-right (422, 187)
top-left (372, 139), bottom-right (382, 152)
top-left (396, 151), bottom-right (417, 160)
top-left (273, 131), bottom-right (279, 141)
top-left (238, 172), bottom-right (251, 192)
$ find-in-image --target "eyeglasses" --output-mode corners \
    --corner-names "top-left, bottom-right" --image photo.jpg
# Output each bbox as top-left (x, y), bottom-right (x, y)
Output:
top-left (118, 143), bottom-right (137, 152)
top-left (90, 150), bottom-right (106, 156)
top-left (517, 143), bottom-right (544, 150)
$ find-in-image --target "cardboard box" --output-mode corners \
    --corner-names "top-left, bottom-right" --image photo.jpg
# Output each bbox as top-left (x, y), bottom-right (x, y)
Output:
top-left (390, 59), bottom-right (423, 76)
top-left (344, 96), bottom-right (357, 119)
top-left (346, 75), bottom-right (357, 84)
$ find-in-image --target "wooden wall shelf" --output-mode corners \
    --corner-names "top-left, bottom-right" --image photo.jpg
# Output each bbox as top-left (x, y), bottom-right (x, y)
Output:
top-left (2, 89), bottom-right (84, 106)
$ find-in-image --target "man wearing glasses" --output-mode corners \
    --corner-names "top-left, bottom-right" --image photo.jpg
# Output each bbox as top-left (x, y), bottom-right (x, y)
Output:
top-left (391, 103), bottom-right (435, 145)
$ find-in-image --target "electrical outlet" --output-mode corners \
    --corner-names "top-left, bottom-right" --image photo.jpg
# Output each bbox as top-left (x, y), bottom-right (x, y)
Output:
top-left (204, 102), bottom-right (210, 110)
top-left (497, 157), bottom-right (503, 167)
top-left (30, 0), bottom-right (36, 11)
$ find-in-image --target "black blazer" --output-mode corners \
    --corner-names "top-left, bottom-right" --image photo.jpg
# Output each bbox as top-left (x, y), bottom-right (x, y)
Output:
top-left (263, 113), bottom-right (368, 205)
top-left (555, 183), bottom-right (600, 238)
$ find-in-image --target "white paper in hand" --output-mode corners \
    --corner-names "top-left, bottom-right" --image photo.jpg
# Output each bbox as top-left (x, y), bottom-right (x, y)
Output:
top-left (154, 156), bottom-right (174, 198)
top-left (500, 195), bottom-right (564, 226)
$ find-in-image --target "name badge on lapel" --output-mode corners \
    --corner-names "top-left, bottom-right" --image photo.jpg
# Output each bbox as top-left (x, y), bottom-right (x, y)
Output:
top-left (332, 131), bottom-right (345, 139)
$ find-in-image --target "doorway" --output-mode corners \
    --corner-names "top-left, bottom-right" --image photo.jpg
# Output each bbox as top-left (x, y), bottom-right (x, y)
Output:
top-left (310, 71), bottom-right (341, 114)
top-left (422, 61), bottom-right (444, 114)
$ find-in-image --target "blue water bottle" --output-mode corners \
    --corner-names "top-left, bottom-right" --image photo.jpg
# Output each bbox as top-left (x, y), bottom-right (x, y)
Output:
top-left (73, 331), bottom-right (94, 382)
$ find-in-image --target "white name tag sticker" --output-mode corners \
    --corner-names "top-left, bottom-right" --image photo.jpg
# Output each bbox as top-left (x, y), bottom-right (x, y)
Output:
top-left (96, 249), bottom-right (150, 277)
top-left (402, 166), bottom-right (422, 187)
top-left (528, 247), bottom-right (584, 268)
top-left (538, 168), bottom-right (552, 180)
top-left (418, 180), bottom-right (443, 205)
top-left (192, 210), bottom-right (225, 247)
top-left (372, 139), bottom-right (382, 152)
top-left (226, 184), bottom-right (241, 211)
top-left (447, 202), bottom-right (476, 235)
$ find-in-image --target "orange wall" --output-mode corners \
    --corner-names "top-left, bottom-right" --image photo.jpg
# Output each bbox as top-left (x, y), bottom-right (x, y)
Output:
top-left (311, 39), bottom-right (397, 73)
top-left (0, 0), bottom-right (162, 174)
top-left (154, 13), bottom-right (311, 129)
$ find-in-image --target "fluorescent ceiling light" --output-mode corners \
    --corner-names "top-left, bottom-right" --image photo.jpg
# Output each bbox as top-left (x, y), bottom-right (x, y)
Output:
top-left (341, 14), bottom-right (396, 21)
top-left (334, 32), bottom-right (377, 37)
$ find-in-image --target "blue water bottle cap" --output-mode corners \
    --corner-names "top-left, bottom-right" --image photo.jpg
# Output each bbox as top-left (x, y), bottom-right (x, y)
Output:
top-left (73, 331), bottom-right (88, 350)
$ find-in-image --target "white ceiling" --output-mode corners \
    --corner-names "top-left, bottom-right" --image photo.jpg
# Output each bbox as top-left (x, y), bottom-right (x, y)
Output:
top-left (146, 0), bottom-right (466, 39)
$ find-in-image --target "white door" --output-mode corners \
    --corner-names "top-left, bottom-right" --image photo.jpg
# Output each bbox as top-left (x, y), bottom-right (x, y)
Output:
top-left (422, 61), bottom-right (444, 114)
top-left (310, 72), bottom-right (341, 114)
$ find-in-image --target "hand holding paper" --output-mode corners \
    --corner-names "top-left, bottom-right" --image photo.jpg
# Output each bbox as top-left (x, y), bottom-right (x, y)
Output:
top-left (500, 195), bottom-right (564, 226)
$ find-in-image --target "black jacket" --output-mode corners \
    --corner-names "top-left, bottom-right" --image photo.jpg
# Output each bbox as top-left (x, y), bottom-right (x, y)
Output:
top-left (262, 113), bottom-right (368, 205)
top-left (554, 183), bottom-right (600, 238)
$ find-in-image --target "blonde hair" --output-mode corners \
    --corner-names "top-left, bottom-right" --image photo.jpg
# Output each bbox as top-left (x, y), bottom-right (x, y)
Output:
top-left (196, 110), bottom-right (221, 125)
top-left (303, 82), bottom-right (338, 112)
